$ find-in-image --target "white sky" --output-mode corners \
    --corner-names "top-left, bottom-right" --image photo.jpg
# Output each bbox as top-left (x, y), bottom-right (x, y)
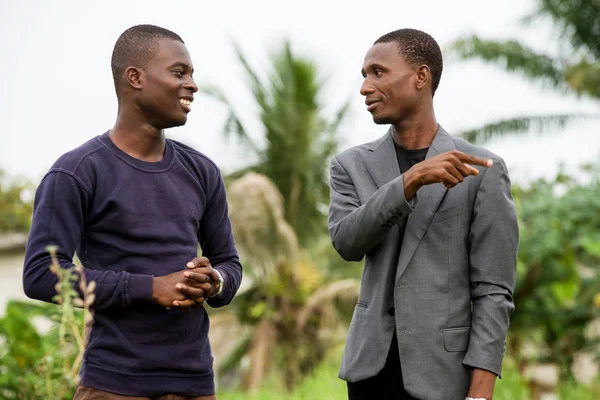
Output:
top-left (1, 0), bottom-right (599, 186)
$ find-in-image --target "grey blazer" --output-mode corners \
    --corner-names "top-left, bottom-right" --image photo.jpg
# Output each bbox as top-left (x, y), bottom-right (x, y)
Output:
top-left (328, 126), bottom-right (518, 400)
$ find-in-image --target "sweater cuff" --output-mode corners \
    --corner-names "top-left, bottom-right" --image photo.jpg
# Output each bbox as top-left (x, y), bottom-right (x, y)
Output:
top-left (126, 273), bottom-right (154, 305)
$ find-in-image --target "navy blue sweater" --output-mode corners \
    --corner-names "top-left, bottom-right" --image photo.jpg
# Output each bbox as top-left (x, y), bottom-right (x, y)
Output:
top-left (23, 132), bottom-right (242, 396)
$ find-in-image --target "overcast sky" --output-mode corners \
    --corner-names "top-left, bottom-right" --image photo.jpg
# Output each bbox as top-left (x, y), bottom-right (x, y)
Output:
top-left (1, 0), bottom-right (598, 186)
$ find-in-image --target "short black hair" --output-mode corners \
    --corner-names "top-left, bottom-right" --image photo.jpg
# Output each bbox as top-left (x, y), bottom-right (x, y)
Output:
top-left (375, 28), bottom-right (443, 96)
top-left (111, 24), bottom-right (184, 93)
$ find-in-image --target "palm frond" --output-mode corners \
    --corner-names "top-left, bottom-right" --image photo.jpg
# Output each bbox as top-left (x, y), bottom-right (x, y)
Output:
top-left (538, 0), bottom-right (600, 59)
top-left (458, 114), bottom-right (598, 144)
top-left (330, 98), bottom-right (353, 131)
top-left (565, 60), bottom-right (600, 99)
top-left (199, 85), bottom-right (261, 153)
top-left (217, 334), bottom-right (252, 375)
top-left (212, 39), bottom-right (349, 246)
top-left (449, 35), bottom-right (565, 88)
top-left (233, 41), bottom-right (269, 111)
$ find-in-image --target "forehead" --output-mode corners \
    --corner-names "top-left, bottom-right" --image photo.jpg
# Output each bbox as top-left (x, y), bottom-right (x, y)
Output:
top-left (148, 39), bottom-right (193, 68)
top-left (362, 42), bottom-right (410, 71)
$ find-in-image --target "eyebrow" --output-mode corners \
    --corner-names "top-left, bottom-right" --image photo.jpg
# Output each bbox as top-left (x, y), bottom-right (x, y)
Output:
top-left (168, 62), bottom-right (194, 73)
top-left (361, 63), bottom-right (387, 77)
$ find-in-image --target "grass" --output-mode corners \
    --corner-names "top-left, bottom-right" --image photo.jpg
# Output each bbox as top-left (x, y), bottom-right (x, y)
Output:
top-left (217, 354), bottom-right (600, 400)
top-left (218, 356), bottom-right (346, 400)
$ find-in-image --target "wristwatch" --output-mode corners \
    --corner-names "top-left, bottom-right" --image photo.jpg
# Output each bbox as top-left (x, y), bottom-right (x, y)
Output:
top-left (210, 269), bottom-right (224, 298)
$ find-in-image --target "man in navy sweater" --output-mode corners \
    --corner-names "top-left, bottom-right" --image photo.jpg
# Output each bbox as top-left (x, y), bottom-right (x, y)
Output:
top-left (23, 24), bottom-right (242, 399)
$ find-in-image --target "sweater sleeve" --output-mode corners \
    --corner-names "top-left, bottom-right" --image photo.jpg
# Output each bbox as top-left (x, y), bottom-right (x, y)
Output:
top-left (200, 169), bottom-right (243, 308)
top-left (23, 171), bottom-right (154, 310)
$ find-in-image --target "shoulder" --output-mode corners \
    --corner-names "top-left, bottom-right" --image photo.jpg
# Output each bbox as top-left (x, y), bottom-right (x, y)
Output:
top-left (333, 135), bottom-right (383, 167)
top-left (50, 135), bottom-right (106, 175)
top-left (169, 140), bottom-right (226, 197)
top-left (169, 139), bottom-right (222, 174)
top-left (41, 135), bottom-right (108, 193)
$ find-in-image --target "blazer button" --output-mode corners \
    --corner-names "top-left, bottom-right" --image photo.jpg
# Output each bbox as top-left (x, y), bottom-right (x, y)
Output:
top-left (387, 307), bottom-right (395, 316)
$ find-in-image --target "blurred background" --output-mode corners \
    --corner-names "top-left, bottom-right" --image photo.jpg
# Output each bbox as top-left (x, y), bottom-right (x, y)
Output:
top-left (1, 0), bottom-right (599, 399)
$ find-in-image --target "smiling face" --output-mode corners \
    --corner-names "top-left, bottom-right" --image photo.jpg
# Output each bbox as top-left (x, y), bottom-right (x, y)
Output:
top-left (135, 38), bottom-right (198, 129)
top-left (360, 42), bottom-right (424, 125)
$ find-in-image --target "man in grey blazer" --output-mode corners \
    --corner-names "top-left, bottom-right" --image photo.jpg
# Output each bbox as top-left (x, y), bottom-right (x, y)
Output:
top-left (328, 29), bottom-right (518, 400)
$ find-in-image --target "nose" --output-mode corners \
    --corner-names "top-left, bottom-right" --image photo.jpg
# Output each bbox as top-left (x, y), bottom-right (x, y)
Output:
top-left (360, 78), bottom-right (374, 96)
top-left (185, 76), bottom-right (198, 93)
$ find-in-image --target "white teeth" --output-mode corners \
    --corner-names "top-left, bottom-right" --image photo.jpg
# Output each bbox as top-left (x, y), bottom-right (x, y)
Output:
top-left (179, 99), bottom-right (191, 108)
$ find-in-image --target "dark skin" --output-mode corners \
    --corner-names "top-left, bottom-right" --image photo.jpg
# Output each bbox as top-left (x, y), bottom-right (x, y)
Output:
top-left (153, 257), bottom-right (221, 308)
top-left (111, 38), bottom-right (198, 161)
top-left (111, 39), bottom-right (220, 312)
top-left (360, 42), bottom-right (495, 400)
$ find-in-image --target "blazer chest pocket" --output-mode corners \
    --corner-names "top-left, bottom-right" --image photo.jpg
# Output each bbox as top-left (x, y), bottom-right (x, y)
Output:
top-left (442, 326), bottom-right (471, 352)
top-left (431, 203), bottom-right (463, 224)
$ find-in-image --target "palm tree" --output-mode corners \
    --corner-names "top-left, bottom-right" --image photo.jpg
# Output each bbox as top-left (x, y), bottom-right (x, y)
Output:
top-left (209, 172), bottom-right (359, 391)
top-left (449, 0), bottom-right (600, 144)
top-left (202, 40), bottom-right (350, 247)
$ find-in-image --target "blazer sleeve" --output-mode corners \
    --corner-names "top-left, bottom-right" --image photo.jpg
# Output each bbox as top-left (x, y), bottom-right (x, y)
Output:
top-left (328, 155), bottom-right (416, 262)
top-left (462, 158), bottom-right (518, 377)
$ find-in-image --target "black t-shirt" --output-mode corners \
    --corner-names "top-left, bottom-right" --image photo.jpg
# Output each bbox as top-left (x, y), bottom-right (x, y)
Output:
top-left (387, 143), bottom-right (429, 338)
top-left (394, 143), bottom-right (428, 277)
top-left (395, 144), bottom-right (428, 173)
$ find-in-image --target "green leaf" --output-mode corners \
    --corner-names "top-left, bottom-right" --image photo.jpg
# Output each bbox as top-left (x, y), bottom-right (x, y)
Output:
top-left (580, 237), bottom-right (600, 259)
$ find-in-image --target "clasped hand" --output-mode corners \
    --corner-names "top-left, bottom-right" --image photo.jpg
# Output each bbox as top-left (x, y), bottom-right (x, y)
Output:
top-left (152, 256), bottom-right (219, 309)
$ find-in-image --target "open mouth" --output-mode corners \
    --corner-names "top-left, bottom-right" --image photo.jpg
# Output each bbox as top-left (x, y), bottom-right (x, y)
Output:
top-left (180, 98), bottom-right (192, 111)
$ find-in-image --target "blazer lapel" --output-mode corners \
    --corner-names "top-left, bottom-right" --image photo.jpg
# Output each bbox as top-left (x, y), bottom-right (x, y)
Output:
top-left (364, 128), bottom-right (400, 189)
top-left (395, 125), bottom-right (456, 281)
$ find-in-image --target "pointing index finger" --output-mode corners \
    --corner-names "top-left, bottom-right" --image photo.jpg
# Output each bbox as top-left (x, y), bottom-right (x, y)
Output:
top-left (458, 153), bottom-right (493, 168)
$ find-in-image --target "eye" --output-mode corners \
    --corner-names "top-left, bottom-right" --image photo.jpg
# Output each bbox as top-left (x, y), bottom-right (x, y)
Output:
top-left (173, 70), bottom-right (184, 77)
top-left (374, 70), bottom-right (383, 78)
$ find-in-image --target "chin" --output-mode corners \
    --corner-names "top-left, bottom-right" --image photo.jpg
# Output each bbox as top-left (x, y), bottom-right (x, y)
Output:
top-left (373, 115), bottom-right (392, 125)
top-left (167, 115), bottom-right (188, 128)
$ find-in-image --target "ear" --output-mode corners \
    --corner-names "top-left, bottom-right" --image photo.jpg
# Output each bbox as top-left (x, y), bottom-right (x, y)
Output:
top-left (415, 65), bottom-right (430, 91)
top-left (125, 66), bottom-right (143, 89)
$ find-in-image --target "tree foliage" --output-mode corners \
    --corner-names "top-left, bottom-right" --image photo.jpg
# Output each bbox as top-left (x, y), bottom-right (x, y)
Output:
top-left (0, 170), bottom-right (33, 233)
top-left (450, 0), bottom-right (600, 143)
top-left (202, 40), bottom-right (350, 247)
top-left (509, 164), bottom-right (600, 379)
top-left (211, 172), bottom-right (358, 391)
top-left (0, 248), bottom-right (95, 399)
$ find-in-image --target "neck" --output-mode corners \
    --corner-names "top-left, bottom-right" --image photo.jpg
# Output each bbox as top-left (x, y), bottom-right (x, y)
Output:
top-left (110, 106), bottom-right (166, 162)
top-left (391, 105), bottom-right (438, 149)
